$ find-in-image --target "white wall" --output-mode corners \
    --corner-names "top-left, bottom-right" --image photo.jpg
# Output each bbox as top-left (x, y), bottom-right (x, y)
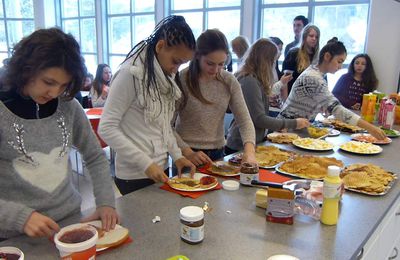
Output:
top-left (366, 0), bottom-right (400, 94)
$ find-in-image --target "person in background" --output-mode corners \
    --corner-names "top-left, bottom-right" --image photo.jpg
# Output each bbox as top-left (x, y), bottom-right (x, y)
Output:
top-left (99, 15), bottom-right (196, 195)
top-left (283, 24), bottom-right (320, 94)
top-left (174, 29), bottom-right (256, 166)
top-left (284, 15), bottom-right (309, 57)
top-left (278, 38), bottom-right (386, 140)
top-left (82, 72), bottom-right (94, 91)
top-left (231, 36), bottom-right (250, 68)
top-left (269, 36), bottom-right (284, 79)
top-left (90, 64), bottom-right (112, 107)
top-left (225, 38), bottom-right (309, 154)
top-left (0, 28), bottom-right (119, 240)
top-left (332, 53), bottom-right (378, 110)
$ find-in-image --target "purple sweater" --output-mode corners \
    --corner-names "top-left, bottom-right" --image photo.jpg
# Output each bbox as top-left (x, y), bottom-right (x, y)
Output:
top-left (332, 73), bottom-right (371, 110)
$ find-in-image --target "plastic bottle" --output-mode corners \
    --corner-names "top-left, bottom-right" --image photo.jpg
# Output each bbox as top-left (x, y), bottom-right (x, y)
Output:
top-left (320, 166), bottom-right (342, 225)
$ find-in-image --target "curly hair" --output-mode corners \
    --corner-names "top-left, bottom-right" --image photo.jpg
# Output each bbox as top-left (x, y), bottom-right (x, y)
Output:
top-left (2, 27), bottom-right (87, 100)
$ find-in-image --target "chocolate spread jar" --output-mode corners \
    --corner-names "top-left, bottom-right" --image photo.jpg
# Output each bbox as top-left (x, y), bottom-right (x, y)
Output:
top-left (180, 206), bottom-right (204, 244)
top-left (240, 162), bottom-right (259, 185)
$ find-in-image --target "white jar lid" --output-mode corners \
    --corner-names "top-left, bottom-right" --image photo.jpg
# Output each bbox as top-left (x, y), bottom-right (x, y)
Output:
top-left (222, 180), bottom-right (240, 191)
top-left (180, 206), bottom-right (204, 222)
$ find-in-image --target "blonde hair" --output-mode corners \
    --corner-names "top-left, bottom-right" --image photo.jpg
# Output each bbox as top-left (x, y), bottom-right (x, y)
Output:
top-left (231, 36), bottom-right (250, 59)
top-left (235, 38), bottom-right (277, 95)
top-left (297, 24), bottom-right (320, 72)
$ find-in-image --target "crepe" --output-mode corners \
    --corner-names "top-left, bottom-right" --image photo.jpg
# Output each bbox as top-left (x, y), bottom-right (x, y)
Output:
top-left (168, 176), bottom-right (218, 190)
top-left (323, 119), bottom-right (363, 133)
top-left (267, 132), bottom-right (299, 144)
top-left (279, 155), bottom-right (344, 179)
top-left (208, 161), bottom-right (240, 176)
top-left (340, 164), bottom-right (396, 194)
top-left (255, 146), bottom-right (296, 167)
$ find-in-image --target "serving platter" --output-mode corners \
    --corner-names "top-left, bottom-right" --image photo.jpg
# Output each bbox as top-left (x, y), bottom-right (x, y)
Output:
top-left (275, 163), bottom-right (323, 181)
top-left (339, 141), bottom-right (383, 155)
top-left (292, 138), bottom-right (334, 151)
top-left (380, 127), bottom-right (400, 138)
top-left (168, 173), bottom-right (218, 191)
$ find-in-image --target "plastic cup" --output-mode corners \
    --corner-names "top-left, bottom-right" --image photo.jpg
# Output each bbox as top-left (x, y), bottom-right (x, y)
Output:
top-left (54, 223), bottom-right (98, 260)
top-left (0, 246), bottom-right (24, 259)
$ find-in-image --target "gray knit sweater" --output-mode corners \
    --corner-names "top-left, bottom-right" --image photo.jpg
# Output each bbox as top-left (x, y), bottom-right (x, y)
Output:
top-left (175, 68), bottom-right (255, 150)
top-left (226, 75), bottom-right (297, 150)
top-left (278, 65), bottom-right (360, 125)
top-left (0, 99), bottom-right (115, 238)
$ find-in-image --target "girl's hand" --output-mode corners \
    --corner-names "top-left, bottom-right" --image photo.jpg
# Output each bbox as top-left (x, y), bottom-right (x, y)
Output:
top-left (241, 143), bottom-right (257, 164)
top-left (351, 103), bottom-right (361, 110)
top-left (280, 73), bottom-right (293, 85)
top-left (145, 163), bottom-right (169, 183)
top-left (175, 157), bottom-right (196, 178)
top-left (185, 151), bottom-right (212, 166)
top-left (81, 206), bottom-right (120, 232)
top-left (295, 118), bottom-right (311, 129)
top-left (23, 211), bottom-right (60, 238)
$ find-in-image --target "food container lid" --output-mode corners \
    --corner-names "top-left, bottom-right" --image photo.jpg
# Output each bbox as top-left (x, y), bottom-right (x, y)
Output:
top-left (0, 246), bottom-right (24, 260)
top-left (54, 223), bottom-right (98, 253)
top-left (180, 206), bottom-right (204, 222)
top-left (222, 180), bottom-right (240, 191)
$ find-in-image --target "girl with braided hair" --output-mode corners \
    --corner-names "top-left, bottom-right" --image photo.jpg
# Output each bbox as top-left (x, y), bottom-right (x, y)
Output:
top-left (99, 15), bottom-right (196, 194)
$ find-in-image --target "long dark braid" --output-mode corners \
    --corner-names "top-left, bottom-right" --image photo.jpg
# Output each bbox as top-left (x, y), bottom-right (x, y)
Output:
top-left (122, 15), bottom-right (195, 104)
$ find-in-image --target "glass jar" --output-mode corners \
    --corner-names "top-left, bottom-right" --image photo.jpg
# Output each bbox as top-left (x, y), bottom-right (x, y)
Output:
top-left (180, 206), bottom-right (204, 244)
top-left (239, 162), bottom-right (259, 185)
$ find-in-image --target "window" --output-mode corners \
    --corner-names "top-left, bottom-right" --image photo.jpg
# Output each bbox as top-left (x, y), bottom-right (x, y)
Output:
top-left (59, 0), bottom-right (97, 75)
top-left (260, 0), bottom-right (370, 64)
top-left (0, 0), bottom-right (35, 65)
top-left (106, 0), bottom-right (155, 72)
top-left (170, 0), bottom-right (242, 50)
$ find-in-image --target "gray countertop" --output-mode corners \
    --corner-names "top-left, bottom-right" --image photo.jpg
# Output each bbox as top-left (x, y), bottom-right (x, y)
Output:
top-left (1, 130), bottom-right (399, 260)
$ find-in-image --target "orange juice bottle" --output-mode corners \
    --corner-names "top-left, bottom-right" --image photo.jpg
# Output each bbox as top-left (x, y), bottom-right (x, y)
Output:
top-left (361, 93), bottom-right (376, 123)
top-left (320, 166), bottom-right (342, 225)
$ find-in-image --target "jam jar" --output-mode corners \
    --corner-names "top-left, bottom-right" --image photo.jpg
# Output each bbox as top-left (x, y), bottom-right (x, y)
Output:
top-left (180, 206), bottom-right (204, 244)
top-left (239, 162), bottom-right (259, 185)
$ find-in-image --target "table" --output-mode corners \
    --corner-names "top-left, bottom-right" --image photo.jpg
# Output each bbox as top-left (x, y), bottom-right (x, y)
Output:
top-left (1, 128), bottom-right (399, 260)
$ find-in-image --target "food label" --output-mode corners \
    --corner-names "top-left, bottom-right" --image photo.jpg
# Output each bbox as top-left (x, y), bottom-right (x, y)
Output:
top-left (180, 224), bottom-right (204, 243)
top-left (266, 198), bottom-right (294, 217)
top-left (323, 182), bottom-right (341, 199)
top-left (240, 172), bottom-right (258, 185)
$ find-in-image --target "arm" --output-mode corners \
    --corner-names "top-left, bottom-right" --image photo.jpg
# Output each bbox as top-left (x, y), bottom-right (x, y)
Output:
top-left (240, 76), bottom-right (297, 131)
top-left (98, 70), bottom-right (154, 175)
top-left (228, 76), bottom-right (256, 163)
top-left (71, 101), bottom-right (119, 230)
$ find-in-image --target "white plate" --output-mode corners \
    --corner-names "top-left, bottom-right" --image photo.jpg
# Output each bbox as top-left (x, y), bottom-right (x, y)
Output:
top-left (351, 133), bottom-right (392, 145)
top-left (339, 141), bottom-right (383, 155)
top-left (292, 138), bottom-right (334, 151)
top-left (208, 161), bottom-right (240, 176)
top-left (169, 173), bottom-right (218, 192)
top-left (84, 220), bottom-right (126, 252)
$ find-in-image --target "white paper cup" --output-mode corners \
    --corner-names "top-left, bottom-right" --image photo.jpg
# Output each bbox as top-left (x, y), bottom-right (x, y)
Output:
top-left (0, 246), bottom-right (24, 260)
top-left (54, 223), bottom-right (98, 260)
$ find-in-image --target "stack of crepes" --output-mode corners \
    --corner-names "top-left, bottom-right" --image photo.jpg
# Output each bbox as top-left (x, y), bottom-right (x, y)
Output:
top-left (340, 163), bottom-right (396, 194)
top-left (323, 119), bottom-right (364, 133)
top-left (279, 155), bottom-right (343, 179)
top-left (255, 146), bottom-right (297, 168)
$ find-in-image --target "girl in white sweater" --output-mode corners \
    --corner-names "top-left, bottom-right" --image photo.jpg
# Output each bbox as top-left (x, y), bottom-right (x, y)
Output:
top-left (99, 16), bottom-right (196, 195)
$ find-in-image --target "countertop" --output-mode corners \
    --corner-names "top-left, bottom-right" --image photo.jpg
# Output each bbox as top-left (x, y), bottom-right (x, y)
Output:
top-left (1, 129), bottom-right (399, 260)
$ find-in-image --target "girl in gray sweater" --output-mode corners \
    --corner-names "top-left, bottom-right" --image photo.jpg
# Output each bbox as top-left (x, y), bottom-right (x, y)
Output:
top-left (0, 28), bottom-right (119, 239)
top-left (226, 38), bottom-right (309, 152)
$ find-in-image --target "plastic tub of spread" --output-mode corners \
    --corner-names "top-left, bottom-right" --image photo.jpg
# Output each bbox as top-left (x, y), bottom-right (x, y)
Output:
top-left (54, 223), bottom-right (98, 260)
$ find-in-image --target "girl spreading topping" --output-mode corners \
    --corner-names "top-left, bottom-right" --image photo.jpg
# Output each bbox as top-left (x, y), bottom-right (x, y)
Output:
top-left (99, 16), bottom-right (196, 195)
top-left (0, 28), bottom-right (119, 239)
top-left (174, 29), bottom-right (257, 166)
top-left (278, 38), bottom-right (386, 140)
